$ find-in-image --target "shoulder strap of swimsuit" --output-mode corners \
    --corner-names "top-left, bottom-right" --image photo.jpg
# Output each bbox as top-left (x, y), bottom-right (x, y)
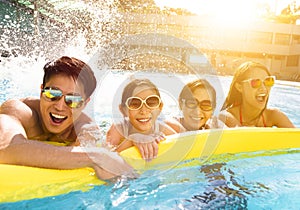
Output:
top-left (239, 105), bottom-right (243, 125)
top-left (261, 112), bottom-right (267, 127)
top-left (240, 105), bottom-right (267, 127)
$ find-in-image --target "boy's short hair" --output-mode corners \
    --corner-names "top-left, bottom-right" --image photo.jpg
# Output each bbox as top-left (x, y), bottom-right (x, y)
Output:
top-left (179, 79), bottom-right (216, 109)
top-left (42, 56), bottom-right (97, 98)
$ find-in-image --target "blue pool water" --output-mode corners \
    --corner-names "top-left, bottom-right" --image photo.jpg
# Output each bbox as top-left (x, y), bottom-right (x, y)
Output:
top-left (0, 58), bottom-right (300, 209)
top-left (1, 150), bottom-right (300, 209)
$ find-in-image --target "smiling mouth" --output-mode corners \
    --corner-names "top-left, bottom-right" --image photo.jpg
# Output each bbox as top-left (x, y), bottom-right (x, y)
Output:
top-left (256, 93), bottom-right (267, 102)
top-left (137, 118), bottom-right (151, 123)
top-left (191, 116), bottom-right (204, 121)
top-left (50, 113), bottom-right (67, 124)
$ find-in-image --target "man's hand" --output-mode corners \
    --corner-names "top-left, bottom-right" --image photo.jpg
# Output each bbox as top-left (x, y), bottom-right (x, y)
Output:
top-left (76, 124), bottom-right (103, 147)
top-left (72, 147), bottom-right (138, 180)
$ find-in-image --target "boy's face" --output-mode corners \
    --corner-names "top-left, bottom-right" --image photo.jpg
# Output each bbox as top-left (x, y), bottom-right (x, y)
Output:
top-left (181, 87), bottom-right (213, 130)
top-left (40, 74), bottom-right (86, 136)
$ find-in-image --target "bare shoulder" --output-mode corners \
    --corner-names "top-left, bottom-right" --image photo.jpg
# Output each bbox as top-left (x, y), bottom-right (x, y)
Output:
top-left (22, 97), bottom-right (40, 110)
top-left (218, 108), bottom-right (240, 127)
top-left (0, 99), bottom-right (39, 148)
top-left (264, 108), bottom-right (295, 128)
top-left (164, 118), bottom-right (183, 133)
top-left (1, 98), bottom-right (39, 126)
top-left (73, 111), bottom-right (94, 130)
top-left (1, 98), bottom-right (33, 115)
top-left (159, 120), bottom-right (178, 135)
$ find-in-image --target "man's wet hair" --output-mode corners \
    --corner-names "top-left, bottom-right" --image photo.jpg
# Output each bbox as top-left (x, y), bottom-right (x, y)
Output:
top-left (42, 56), bottom-right (97, 98)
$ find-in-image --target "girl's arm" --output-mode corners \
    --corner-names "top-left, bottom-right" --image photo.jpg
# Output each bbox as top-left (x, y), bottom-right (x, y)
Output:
top-left (106, 124), bottom-right (136, 153)
top-left (106, 124), bottom-right (126, 148)
top-left (106, 124), bottom-right (157, 159)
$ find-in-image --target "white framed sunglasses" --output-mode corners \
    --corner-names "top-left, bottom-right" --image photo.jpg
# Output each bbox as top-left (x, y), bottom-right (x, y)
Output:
top-left (125, 95), bottom-right (161, 110)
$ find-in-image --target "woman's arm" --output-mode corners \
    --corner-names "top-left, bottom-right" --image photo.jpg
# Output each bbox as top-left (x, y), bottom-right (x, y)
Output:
top-left (267, 108), bottom-right (295, 128)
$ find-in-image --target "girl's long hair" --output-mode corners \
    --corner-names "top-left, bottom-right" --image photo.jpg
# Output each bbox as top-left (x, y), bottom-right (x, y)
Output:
top-left (221, 61), bottom-right (271, 110)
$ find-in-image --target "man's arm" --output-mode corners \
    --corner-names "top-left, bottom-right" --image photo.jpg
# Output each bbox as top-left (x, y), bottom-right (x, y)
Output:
top-left (0, 114), bottom-right (135, 180)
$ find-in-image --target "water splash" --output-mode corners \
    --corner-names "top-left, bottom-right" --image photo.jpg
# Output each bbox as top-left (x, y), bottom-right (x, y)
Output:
top-left (0, 0), bottom-right (122, 61)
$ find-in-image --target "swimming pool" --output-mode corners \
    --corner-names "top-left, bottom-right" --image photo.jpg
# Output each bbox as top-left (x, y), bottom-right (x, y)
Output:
top-left (1, 58), bottom-right (300, 209)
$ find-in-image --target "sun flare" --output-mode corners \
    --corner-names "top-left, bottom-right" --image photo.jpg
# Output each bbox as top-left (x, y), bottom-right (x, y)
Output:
top-left (155, 0), bottom-right (300, 27)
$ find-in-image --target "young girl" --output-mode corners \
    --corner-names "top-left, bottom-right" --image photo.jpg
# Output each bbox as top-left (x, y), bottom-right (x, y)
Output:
top-left (165, 79), bottom-right (225, 132)
top-left (106, 78), bottom-right (176, 160)
top-left (219, 61), bottom-right (295, 128)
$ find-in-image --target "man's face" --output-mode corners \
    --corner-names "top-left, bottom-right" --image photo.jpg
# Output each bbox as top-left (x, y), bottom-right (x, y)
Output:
top-left (40, 74), bottom-right (86, 135)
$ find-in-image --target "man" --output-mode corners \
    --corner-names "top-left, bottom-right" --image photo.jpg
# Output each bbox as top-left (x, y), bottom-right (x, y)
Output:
top-left (0, 56), bottom-right (135, 180)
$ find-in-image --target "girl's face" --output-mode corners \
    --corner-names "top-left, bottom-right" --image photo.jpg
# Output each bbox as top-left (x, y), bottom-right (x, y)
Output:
top-left (123, 86), bottom-right (162, 134)
top-left (237, 67), bottom-right (273, 109)
top-left (181, 87), bottom-right (214, 130)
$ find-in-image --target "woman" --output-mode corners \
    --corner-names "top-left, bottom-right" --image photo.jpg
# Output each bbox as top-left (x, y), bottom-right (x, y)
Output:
top-left (219, 61), bottom-right (295, 128)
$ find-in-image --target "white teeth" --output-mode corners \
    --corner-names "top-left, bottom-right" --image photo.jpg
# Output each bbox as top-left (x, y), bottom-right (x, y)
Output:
top-left (256, 93), bottom-right (267, 102)
top-left (192, 117), bottom-right (203, 120)
top-left (51, 113), bottom-right (66, 119)
top-left (257, 93), bottom-right (267, 97)
top-left (138, 118), bottom-right (149, 122)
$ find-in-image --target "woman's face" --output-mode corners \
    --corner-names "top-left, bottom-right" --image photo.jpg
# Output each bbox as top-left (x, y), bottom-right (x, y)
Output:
top-left (123, 86), bottom-right (162, 134)
top-left (238, 67), bottom-right (272, 109)
top-left (181, 87), bottom-right (214, 130)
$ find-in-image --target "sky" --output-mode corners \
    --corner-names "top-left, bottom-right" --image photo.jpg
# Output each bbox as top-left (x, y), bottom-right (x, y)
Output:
top-left (154, 0), bottom-right (300, 16)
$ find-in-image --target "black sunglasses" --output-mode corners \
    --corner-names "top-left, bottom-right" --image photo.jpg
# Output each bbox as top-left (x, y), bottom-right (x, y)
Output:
top-left (182, 99), bottom-right (213, 111)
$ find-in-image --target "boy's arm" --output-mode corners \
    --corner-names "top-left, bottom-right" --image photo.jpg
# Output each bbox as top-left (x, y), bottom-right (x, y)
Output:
top-left (0, 111), bottom-right (135, 180)
top-left (218, 110), bottom-right (240, 127)
top-left (160, 120), bottom-right (179, 135)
